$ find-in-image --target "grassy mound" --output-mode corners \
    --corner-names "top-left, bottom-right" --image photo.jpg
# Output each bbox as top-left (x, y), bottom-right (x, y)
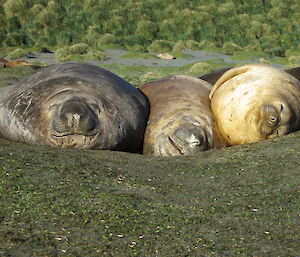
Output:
top-left (0, 130), bottom-right (299, 256)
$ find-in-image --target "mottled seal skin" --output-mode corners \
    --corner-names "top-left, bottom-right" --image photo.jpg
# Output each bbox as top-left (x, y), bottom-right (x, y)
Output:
top-left (139, 75), bottom-right (227, 156)
top-left (0, 62), bottom-right (149, 152)
top-left (209, 64), bottom-right (300, 146)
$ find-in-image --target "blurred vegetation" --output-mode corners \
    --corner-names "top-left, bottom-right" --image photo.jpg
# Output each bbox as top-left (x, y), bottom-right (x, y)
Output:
top-left (189, 62), bottom-right (212, 74)
top-left (55, 43), bottom-right (107, 62)
top-left (0, 0), bottom-right (299, 56)
top-left (4, 47), bottom-right (28, 59)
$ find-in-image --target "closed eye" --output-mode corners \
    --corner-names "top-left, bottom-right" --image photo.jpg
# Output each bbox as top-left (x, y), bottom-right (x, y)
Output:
top-left (280, 104), bottom-right (284, 111)
top-left (48, 104), bottom-right (58, 111)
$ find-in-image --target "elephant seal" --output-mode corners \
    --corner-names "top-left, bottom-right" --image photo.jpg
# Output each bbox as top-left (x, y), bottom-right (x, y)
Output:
top-left (0, 62), bottom-right (149, 152)
top-left (0, 58), bottom-right (40, 69)
top-left (157, 53), bottom-right (176, 60)
top-left (200, 66), bottom-right (300, 85)
top-left (209, 64), bottom-right (300, 145)
top-left (285, 66), bottom-right (300, 82)
top-left (139, 75), bottom-right (227, 156)
top-left (200, 67), bottom-right (232, 85)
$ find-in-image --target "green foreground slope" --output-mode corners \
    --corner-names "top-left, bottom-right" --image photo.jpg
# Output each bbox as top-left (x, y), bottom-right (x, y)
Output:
top-left (0, 128), bottom-right (300, 256)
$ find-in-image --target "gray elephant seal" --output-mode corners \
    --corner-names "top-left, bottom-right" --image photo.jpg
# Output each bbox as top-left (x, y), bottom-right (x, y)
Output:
top-left (0, 62), bottom-right (149, 152)
top-left (139, 75), bottom-right (227, 156)
top-left (209, 64), bottom-right (300, 145)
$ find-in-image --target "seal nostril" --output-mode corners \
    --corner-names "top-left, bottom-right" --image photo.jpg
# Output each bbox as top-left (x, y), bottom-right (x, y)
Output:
top-left (189, 139), bottom-right (201, 147)
top-left (171, 127), bottom-right (208, 152)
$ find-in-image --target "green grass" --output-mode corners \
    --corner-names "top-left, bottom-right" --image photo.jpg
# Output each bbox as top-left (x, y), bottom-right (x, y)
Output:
top-left (0, 66), bottom-right (38, 87)
top-left (230, 50), bottom-right (269, 61)
top-left (0, 131), bottom-right (299, 256)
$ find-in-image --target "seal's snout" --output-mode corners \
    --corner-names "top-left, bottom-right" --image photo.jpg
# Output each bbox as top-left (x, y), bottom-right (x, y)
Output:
top-left (168, 126), bottom-right (209, 154)
top-left (55, 100), bottom-right (98, 135)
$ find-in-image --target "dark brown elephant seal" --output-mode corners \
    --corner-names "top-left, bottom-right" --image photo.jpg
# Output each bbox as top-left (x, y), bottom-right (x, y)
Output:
top-left (0, 62), bottom-right (149, 152)
top-left (285, 66), bottom-right (300, 81)
top-left (139, 75), bottom-right (227, 156)
top-left (200, 66), bottom-right (300, 84)
top-left (200, 67), bottom-right (232, 85)
top-left (209, 64), bottom-right (300, 145)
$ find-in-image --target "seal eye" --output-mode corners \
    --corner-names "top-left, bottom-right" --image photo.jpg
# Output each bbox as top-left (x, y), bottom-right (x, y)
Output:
top-left (48, 104), bottom-right (58, 111)
top-left (90, 104), bottom-right (101, 116)
top-left (280, 104), bottom-right (284, 111)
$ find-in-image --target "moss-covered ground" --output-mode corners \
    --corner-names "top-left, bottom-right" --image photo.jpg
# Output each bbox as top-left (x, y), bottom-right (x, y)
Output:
top-left (0, 55), bottom-right (299, 256)
top-left (1, 133), bottom-right (299, 256)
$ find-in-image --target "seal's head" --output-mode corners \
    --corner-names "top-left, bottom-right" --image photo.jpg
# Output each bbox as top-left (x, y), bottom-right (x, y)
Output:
top-left (45, 93), bottom-right (102, 148)
top-left (209, 64), bottom-right (300, 145)
top-left (152, 115), bottom-right (213, 156)
top-left (140, 75), bottom-right (228, 156)
top-left (35, 79), bottom-right (127, 149)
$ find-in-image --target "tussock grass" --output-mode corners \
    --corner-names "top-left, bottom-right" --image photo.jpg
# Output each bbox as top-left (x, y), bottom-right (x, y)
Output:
top-left (55, 44), bottom-right (107, 62)
top-left (5, 48), bottom-right (28, 60)
top-left (147, 40), bottom-right (174, 53)
top-left (189, 62), bottom-right (212, 75)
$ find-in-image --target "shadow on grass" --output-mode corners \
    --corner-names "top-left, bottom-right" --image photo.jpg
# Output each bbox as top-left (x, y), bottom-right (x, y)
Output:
top-left (0, 130), bottom-right (299, 256)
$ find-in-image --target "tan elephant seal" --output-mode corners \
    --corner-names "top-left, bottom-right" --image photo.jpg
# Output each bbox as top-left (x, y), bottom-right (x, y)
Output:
top-left (209, 64), bottom-right (300, 145)
top-left (0, 58), bottom-right (40, 69)
top-left (0, 62), bottom-right (149, 152)
top-left (157, 53), bottom-right (176, 60)
top-left (139, 75), bottom-right (227, 156)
